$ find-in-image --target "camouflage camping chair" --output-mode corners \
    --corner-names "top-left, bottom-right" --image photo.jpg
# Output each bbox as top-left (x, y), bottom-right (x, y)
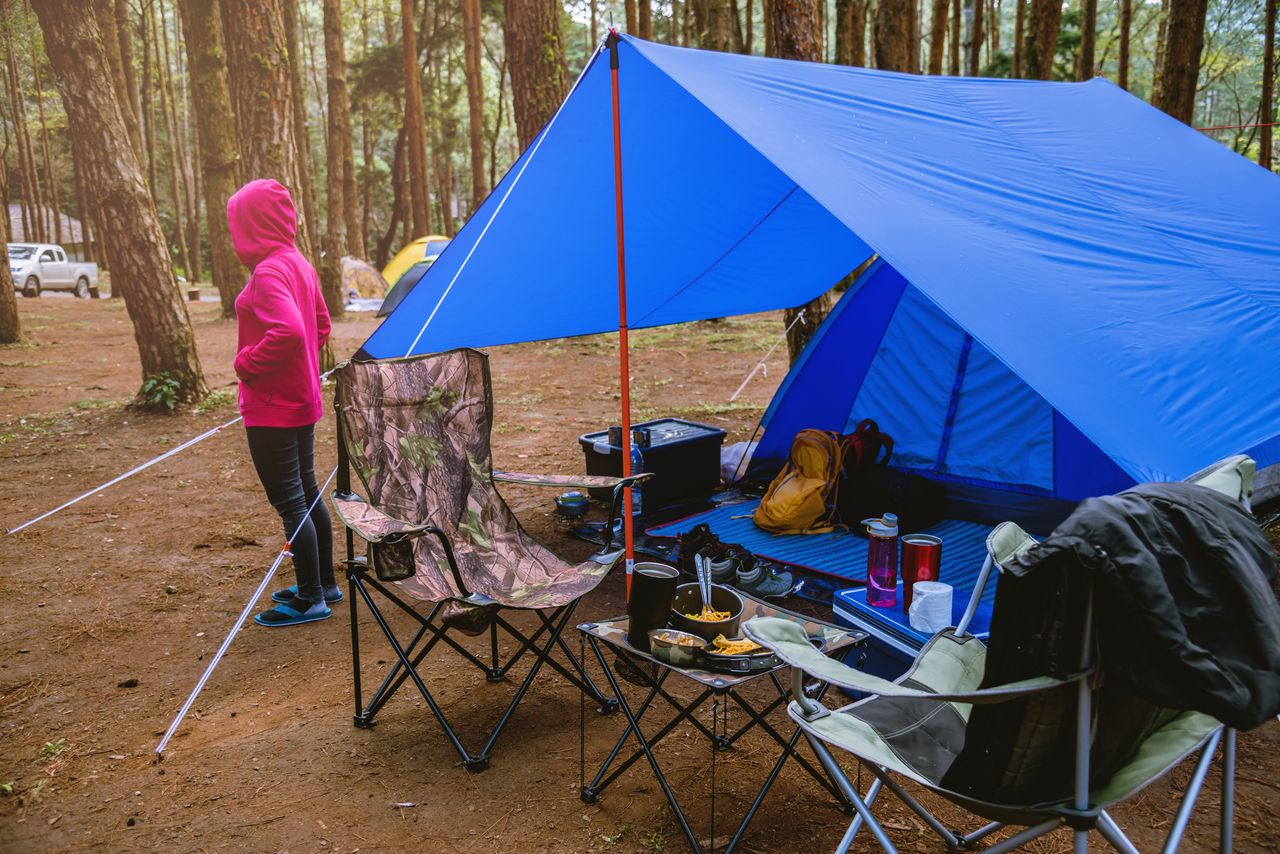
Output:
top-left (744, 455), bottom-right (1258, 853)
top-left (332, 348), bottom-right (650, 771)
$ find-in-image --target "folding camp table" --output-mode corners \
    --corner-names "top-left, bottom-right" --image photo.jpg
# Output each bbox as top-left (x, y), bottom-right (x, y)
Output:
top-left (577, 594), bottom-right (866, 853)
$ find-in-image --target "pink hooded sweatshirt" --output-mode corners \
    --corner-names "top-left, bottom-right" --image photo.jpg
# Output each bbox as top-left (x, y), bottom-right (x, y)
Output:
top-left (229, 179), bottom-right (331, 428)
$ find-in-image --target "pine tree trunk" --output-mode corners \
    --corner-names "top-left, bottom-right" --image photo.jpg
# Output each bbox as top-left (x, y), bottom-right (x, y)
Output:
top-left (178, 0), bottom-right (245, 318)
top-left (6, 39), bottom-right (42, 244)
top-left (1117, 0), bottom-right (1132, 88)
top-left (115, 0), bottom-right (144, 158)
top-left (877, 0), bottom-right (914, 71)
top-left (768, 0), bottom-right (831, 363)
top-left (1012, 0), bottom-right (1026, 75)
top-left (31, 0), bottom-right (207, 401)
top-left (164, 0), bottom-right (200, 282)
top-left (966, 0), bottom-right (982, 74)
top-left (401, 0), bottom-right (432, 236)
top-left (360, 0), bottom-right (374, 256)
top-left (282, 0), bottom-right (318, 257)
top-left (695, 0), bottom-right (737, 52)
top-left (1077, 0), bottom-right (1097, 79)
top-left (140, 2), bottom-right (157, 199)
top-left (152, 1), bottom-right (192, 281)
top-left (320, 0), bottom-right (350, 318)
top-left (1023, 0), bottom-right (1063, 80)
top-left (461, 0), bottom-right (487, 210)
top-left (949, 0), bottom-right (961, 74)
top-left (1153, 0), bottom-right (1208, 123)
top-left (927, 0), bottom-right (948, 73)
top-left (32, 53), bottom-right (62, 245)
top-left (626, 0), bottom-right (638, 33)
top-left (0, 152), bottom-right (19, 342)
top-left (835, 0), bottom-right (867, 65)
top-left (640, 0), bottom-right (653, 39)
top-left (1261, 0), bottom-right (1276, 169)
top-left (745, 0), bottom-right (754, 51)
top-left (503, 0), bottom-right (568, 151)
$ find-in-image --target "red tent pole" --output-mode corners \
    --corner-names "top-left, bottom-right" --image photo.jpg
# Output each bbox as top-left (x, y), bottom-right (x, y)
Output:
top-left (607, 30), bottom-right (635, 599)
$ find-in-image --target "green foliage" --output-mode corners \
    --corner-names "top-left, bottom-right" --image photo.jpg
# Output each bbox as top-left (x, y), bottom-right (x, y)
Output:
top-left (197, 387), bottom-right (236, 414)
top-left (600, 823), bottom-right (630, 845)
top-left (139, 373), bottom-right (183, 412)
top-left (40, 738), bottom-right (65, 761)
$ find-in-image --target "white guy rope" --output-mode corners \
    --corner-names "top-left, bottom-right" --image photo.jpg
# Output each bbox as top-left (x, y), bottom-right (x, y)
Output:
top-left (155, 463), bottom-right (339, 759)
top-left (7, 369), bottom-right (338, 535)
top-left (728, 309), bottom-right (806, 403)
top-left (6, 415), bottom-right (244, 534)
top-left (401, 36), bottom-right (609, 358)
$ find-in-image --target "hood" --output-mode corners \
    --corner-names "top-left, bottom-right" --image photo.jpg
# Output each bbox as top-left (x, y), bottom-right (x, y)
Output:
top-left (227, 179), bottom-right (298, 267)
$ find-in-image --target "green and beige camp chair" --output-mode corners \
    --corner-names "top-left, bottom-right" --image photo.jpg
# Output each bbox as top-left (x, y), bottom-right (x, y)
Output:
top-left (744, 455), bottom-right (1258, 853)
top-left (331, 348), bottom-right (650, 771)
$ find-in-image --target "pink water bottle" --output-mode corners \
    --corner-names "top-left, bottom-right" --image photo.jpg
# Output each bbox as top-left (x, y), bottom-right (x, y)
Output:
top-left (864, 513), bottom-right (899, 608)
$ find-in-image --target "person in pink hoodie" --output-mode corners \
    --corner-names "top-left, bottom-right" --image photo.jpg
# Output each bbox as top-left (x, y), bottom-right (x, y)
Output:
top-left (228, 178), bottom-right (338, 627)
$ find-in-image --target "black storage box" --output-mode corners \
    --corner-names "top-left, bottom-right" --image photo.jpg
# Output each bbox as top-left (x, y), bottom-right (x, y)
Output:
top-left (579, 418), bottom-right (726, 509)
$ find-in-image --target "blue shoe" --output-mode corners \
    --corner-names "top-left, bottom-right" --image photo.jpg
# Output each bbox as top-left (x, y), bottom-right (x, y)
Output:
top-left (254, 600), bottom-right (331, 627)
top-left (271, 585), bottom-right (343, 605)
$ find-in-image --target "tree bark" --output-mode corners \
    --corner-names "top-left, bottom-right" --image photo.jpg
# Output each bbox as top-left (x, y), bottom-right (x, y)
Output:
top-left (696, 0), bottom-right (738, 51)
top-left (835, 0), bottom-right (867, 65)
top-left (6, 37), bottom-right (43, 243)
top-left (1153, 0), bottom-right (1208, 123)
top-left (503, 0), bottom-right (568, 151)
top-left (1012, 0), bottom-right (1026, 75)
top-left (31, 0), bottom-right (207, 401)
top-left (1023, 0), bottom-right (1063, 80)
top-left (0, 148), bottom-right (19, 343)
top-left (1260, 0), bottom-right (1276, 169)
top-left (320, 0), bottom-right (350, 319)
top-left (400, 0), bottom-right (431, 236)
top-left (949, 0), bottom-right (961, 74)
top-left (115, 0), bottom-right (144, 159)
top-left (1117, 0), bottom-right (1132, 88)
top-left (927, 0), bottom-right (948, 73)
top-left (178, 0), bottom-right (245, 318)
top-left (965, 0), bottom-right (982, 75)
top-left (32, 50), bottom-right (62, 245)
top-left (140, 0), bottom-right (157, 197)
top-left (745, 0), bottom-right (754, 52)
top-left (640, 0), bottom-right (653, 39)
top-left (767, 0), bottom-right (831, 363)
top-left (1077, 0), bottom-right (1097, 79)
top-left (280, 0), bottom-right (317, 257)
top-left (877, 0), bottom-right (915, 71)
top-left (461, 0), bottom-right (487, 211)
top-left (152, 0), bottom-right (192, 281)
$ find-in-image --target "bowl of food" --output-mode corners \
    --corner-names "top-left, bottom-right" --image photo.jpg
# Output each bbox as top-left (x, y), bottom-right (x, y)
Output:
top-left (669, 583), bottom-right (743, 642)
top-left (647, 628), bottom-right (709, 668)
top-left (703, 634), bottom-right (779, 674)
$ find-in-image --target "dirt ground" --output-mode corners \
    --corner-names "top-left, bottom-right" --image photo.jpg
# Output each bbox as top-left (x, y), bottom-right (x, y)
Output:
top-left (0, 293), bottom-right (1276, 854)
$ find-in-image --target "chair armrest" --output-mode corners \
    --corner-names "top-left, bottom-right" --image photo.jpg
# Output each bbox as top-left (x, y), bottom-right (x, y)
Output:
top-left (1186, 454), bottom-right (1255, 507)
top-left (492, 471), bottom-right (655, 489)
top-left (743, 617), bottom-right (1074, 705)
top-left (331, 490), bottom-right (432, 544)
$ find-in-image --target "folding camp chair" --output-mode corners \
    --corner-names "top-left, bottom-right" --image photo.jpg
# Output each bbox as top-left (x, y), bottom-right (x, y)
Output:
top-left (331, 348), bottom-right (650, 771)
top-left (743, 455), bottom-right (1258, 853)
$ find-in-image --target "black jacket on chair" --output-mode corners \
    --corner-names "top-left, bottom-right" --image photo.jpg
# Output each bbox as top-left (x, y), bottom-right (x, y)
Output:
top-left (1014, 482), bottom-right (1280, 731)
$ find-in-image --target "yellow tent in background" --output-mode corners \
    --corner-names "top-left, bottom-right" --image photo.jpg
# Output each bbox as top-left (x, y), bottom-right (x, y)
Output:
top-left (381, 235), bottom-right (451, 285)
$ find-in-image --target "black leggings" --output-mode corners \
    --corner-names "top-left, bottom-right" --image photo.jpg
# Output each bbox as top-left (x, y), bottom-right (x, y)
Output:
top-left (246, 424), bottom-right (334, 603)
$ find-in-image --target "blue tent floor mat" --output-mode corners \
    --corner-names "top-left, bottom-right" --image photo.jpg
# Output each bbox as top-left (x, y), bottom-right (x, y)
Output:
top-left (646, 498), bottom-right (994, 587)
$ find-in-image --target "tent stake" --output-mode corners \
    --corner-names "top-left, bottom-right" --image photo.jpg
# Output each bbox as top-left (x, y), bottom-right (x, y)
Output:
top-left (607, 29), bottom-right (636, 599)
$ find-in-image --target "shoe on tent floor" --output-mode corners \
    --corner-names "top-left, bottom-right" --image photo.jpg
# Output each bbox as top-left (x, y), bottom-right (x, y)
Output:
top-left (380, 234), bottom-right (450, 288)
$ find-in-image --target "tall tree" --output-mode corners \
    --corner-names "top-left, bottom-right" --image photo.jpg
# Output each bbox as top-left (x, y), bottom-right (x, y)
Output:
top-left (949, 0), bottom-right (961, 73)
top-left (6, 35), bottom-right (43, 243)
top-left (1077, 0), bottom-right (1098, 79)
top-left (1117, 0), bottom-right (1132, 88)
top-left (626, 0), bottom-right (638, 33)
top-left (1262, 0), bottom-right (1276, 169)
top-left (1153, 0), bottom-right (1208, 123)
top-left (696, 0), bottom-right (738, 51)
top-left (768, 0), bottom-right (830, 362)
top-left (1012, 0), bottom-right (1027, 75)
top-left (966, 0), bottom-right (983, 75)
top-left (282, 0), bottom-right (319, 258)
top-left (177, 0), bottom-right (244, 317)
top-left (461, 0), bottom-right (487, 210)
top-left (151, 0), bottom-right (192, 280)
top-left (503, 0), bottom-right (568, 150)
top-left (640, 0), bottom-right (653, 39)
top-left (927, 0), bottom-right (949, 73)
top-left (401, 0), bottom-right (431, 236)
top-left (31, 0), bottom-right (207, 401)
top-left (115, 0), bottom-right (144, 157)
top-left (0, 138), bottom-right (19, 343)
top-left (223, 0), bottom-right (310, 252)
top-left (32, 46), bottom-right (61, 244)
top-left (320, 0), bottom-right (350, 319)
top-left (835, 0), bottom-right (867, 65)
top-left (1023, 0), bottom-right (1064, 79)
top-left (877, 0), bottom-right (915, 71)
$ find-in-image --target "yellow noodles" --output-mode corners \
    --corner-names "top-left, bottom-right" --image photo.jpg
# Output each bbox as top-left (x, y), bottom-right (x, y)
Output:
top-left (709, 635), bottom-right (763, 656)
top-left (685, 608), bottom-right (731, 622)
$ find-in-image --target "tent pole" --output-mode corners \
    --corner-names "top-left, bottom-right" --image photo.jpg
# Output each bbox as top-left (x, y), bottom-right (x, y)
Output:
top-left (607, 29), bottom-right (635, 599)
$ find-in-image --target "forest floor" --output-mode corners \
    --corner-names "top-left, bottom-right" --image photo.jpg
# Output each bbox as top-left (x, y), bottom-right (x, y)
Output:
top-left (0, 294), bottom-right (1277, 853)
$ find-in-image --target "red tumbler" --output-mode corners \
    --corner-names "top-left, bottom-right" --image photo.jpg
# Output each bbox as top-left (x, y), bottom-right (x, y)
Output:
top-left (901, 535), bottom-right (942, 612)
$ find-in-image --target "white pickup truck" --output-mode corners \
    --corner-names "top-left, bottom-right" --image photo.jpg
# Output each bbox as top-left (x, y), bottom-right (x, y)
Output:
top-left (8, 243), bottom-right (100, 298)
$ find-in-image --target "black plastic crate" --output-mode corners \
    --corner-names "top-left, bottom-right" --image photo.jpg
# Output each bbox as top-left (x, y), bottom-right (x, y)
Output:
top-left (579, 418), bottom-right (726, 508)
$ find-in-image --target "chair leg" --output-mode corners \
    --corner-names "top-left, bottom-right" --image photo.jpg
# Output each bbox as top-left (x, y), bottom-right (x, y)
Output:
top-left (1096, 811), bottom-right (1140, 854)
top-left (804, 736), bottom-right (899, 853)
top-left (348, 571), bottom-right (370, 728)
top-left (866, 765), bottom-right (960, 849)
top-left (982, 819), bottom-right (1064, 854)
top-left (1157, 727), bottom-right (1223, 854)
top-left (835, 778), bottom-right (881, 854)
top-left (958, 821), bottom-right (1004, 848)
top-left (1220, 728), bottom-right (1236, 853)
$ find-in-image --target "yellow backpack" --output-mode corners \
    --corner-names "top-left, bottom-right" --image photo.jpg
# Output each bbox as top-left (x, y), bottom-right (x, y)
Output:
top-left (752, 430), bottom-right (846, 534)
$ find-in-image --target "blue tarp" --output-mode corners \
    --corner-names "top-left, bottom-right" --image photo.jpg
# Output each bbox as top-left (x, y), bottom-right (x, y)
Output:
top-left (365, 35), bottom-right (1280, 496)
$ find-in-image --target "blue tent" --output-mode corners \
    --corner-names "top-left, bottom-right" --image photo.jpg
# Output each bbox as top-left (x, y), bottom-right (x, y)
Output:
top-left (364, 35), bottom-right (1280, 506)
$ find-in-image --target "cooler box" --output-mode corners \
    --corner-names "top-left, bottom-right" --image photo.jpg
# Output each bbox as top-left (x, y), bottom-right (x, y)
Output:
top-left (579, 418), bottom-right (726, 509)
top-left (832, 575), bottom-right (997, 683)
